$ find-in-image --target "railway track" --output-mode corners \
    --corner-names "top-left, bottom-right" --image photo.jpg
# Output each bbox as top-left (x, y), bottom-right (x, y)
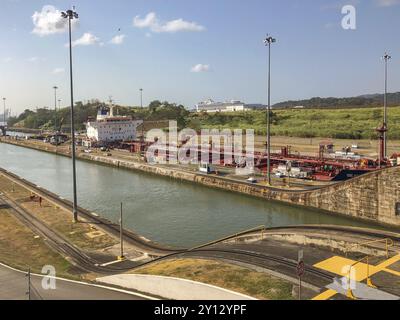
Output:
top-left (129, 247), bottom-right (335, 288)
top-left (0, 168), bottom-right (180, 256)
top-left (0, 193), bottom-right (337, 284)
top-left (0, 196), bottom-right (139, 274)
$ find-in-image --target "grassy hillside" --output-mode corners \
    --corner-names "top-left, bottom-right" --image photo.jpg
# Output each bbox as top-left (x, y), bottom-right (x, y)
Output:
top-left (273, 92), bottom-right (400, 109)
top-left (8, 100), bottom-right (400, 140)
top-left (188, 107), bottom-right (400, 140)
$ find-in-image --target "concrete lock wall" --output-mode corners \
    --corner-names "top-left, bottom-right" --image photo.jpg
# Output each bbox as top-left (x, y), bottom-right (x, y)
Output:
top-left (2, 138), bottom-right (400, 227)
top-left (86, 153), bottom-right (400, 227)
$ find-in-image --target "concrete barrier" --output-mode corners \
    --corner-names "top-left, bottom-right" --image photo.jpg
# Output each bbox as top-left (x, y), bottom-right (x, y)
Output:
top-left (97, 274), bottom-right (257, 300)
top-left (2, 138), bottom-right (400, 228)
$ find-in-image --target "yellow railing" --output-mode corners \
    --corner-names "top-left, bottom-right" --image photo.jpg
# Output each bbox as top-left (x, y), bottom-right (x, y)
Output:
top-left (345, 238), bottom-right (394, 258)
top-left (346, 255), bottom-right (376, 300)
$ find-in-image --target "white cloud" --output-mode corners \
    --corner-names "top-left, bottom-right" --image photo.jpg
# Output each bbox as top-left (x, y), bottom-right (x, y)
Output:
top-left (32, 5), bottom-right (77, 36)
top-left (2, 57), bottom-right (13, 63)
top-left (191, 64), bottom-right (210, 73)
top-left (110, 34), bottom-right (126, 45)
top-left (134, 12), bottom-right (158, 29)
top-left (375, 0), bottom-right (400, 6)
top-left (52, 68), bottom-right (65, 74)
top-left (133, 12), bottom-right (205, 33)
top-left (27, 57), bottom-right (39, 62)
top-left (69, 32), bottom-right (100, 47)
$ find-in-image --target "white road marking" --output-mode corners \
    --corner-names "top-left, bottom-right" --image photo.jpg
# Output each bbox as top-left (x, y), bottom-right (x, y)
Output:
top-left (0, 262), bottom-right (158, 300)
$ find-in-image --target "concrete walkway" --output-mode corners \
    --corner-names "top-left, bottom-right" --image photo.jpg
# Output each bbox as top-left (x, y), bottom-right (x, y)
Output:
top-left (327, 278), bottom-right (399, 300)
top-left (0, 263), bottom-right (154, 300)
top-left (97, 274), bottom-right (257, 300)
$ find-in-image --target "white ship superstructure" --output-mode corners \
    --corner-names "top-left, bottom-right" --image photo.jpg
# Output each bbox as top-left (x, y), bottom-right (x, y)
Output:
top-left (86, 104), bottom-right (143, 143)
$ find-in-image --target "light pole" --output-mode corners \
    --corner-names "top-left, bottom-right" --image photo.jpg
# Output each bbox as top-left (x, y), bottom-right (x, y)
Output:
top-left (118, 202), bottom-right (125, 261)
top-left (140, 88), bottom-right (143, 108)
top-left (53, 86), bottom-right (58, 132)
top-left (26, 268), bottom-right (31, 301)
top-left (383, 52), bottom-right (391, 159)
top-left (2, 98), bottom-right (6, 126)
top-left (62, 8), bottom-right (79, 223)
top-left (264, 35), bottom-right (276, 185)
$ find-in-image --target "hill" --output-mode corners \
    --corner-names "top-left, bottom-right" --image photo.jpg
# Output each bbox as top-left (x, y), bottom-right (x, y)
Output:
top-left (272, 92), bottom-right (400, 109)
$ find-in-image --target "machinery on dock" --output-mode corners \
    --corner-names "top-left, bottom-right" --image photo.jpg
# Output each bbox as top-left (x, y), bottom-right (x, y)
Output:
top-left (103, 136), bottom-right (394, 181)
top-left (110, 137), bottom-right (396, 182)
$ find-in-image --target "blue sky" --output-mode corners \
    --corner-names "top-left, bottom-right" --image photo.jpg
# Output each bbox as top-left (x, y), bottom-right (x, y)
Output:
top-left (1, 0), bottom-right (399, 114)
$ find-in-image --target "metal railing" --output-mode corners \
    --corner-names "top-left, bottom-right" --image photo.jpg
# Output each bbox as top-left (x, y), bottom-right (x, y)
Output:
top-left (346, 255), bottom-right (376, 300)
top-left (345, 238), bottom-right (394, 258)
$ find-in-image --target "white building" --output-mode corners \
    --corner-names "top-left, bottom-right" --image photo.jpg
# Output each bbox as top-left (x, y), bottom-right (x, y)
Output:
top-left (86, 105), bottom-right (143, 143)
top-left (195, 99), bottom-right (249, 113)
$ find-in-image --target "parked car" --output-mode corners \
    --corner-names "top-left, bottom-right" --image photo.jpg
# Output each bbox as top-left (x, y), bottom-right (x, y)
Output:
top-left (246, 177), bottom-right (258, 183)
top-left (275, 172), bottom-right (285, 178)
top-left (199, 163), bottom-right (216, 174)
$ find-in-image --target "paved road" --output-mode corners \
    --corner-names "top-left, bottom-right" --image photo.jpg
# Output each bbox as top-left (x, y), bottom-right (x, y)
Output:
top-left (0, 264), bottom-right (150, 300)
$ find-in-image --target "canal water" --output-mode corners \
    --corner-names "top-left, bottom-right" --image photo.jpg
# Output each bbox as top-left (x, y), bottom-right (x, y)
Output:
top-left (0, 142), bottom-right (381, 247)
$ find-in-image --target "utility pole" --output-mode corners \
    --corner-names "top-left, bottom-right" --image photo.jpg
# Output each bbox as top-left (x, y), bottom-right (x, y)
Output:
top-left (2, 97), bottom-right (6, 126)
top-left (53, 86), bottom-right (58, 132)
top-left (26, 268), bottom-right (31, 301)
top-left (297, 250), bottom-right (304, 301)
top-left (264, 35), bottom-right (276, 185)
top-left (383, 52), bottom-right (391, 159)
top-left (140, 88), bottom-right (143, 108)
top-left (61, 7), bottom-right (79, 223)
top-left (118, 202), bottom-right (125, 261)
top-left (286, 161), bottom-right (292, 188)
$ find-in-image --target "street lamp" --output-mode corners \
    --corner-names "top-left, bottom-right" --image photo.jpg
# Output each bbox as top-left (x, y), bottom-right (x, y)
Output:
top-left (264, 35), bottom-right (276, 186)
top-left (140, 88), bottom-right (143, 108)
top-left (61, 7), bottom-right (79, 223)
top-left (382, 52), bottom-right (391, 159)
top-left (53, 86), bottom-right (58, 132)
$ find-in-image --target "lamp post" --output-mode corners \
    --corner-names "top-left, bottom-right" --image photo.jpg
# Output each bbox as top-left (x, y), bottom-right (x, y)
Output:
top-left (61, 7), bottom-right (79, 223)
top-left (264, 35), bottom-right (276, 186)
top-left (140, 88), bottom-right (143, 108)
top-left (118, 202), bottom-right (125, 261)
top-left (2, 98), bottom-right (5, 126)
top-left (383, 52), bottom-right (391, 159)
top-left (53, 86), bottom-right (58, 132)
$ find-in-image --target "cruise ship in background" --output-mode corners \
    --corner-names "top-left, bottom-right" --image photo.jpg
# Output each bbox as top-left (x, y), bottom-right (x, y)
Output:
top-left (195, 99), bottom-right (266, 113)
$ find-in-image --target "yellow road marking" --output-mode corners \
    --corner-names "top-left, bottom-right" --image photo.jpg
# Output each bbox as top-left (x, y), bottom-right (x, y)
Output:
top-left (383, 268), bottom-right (400, 277)
top-left (312, 254), bottom-right (400, 300)
top-left (312, 289), bottom-right (337, 300)
top-left (313, 256), bottom-right (379, 281)
top-left (376, 255), bottom-right (400, 270)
